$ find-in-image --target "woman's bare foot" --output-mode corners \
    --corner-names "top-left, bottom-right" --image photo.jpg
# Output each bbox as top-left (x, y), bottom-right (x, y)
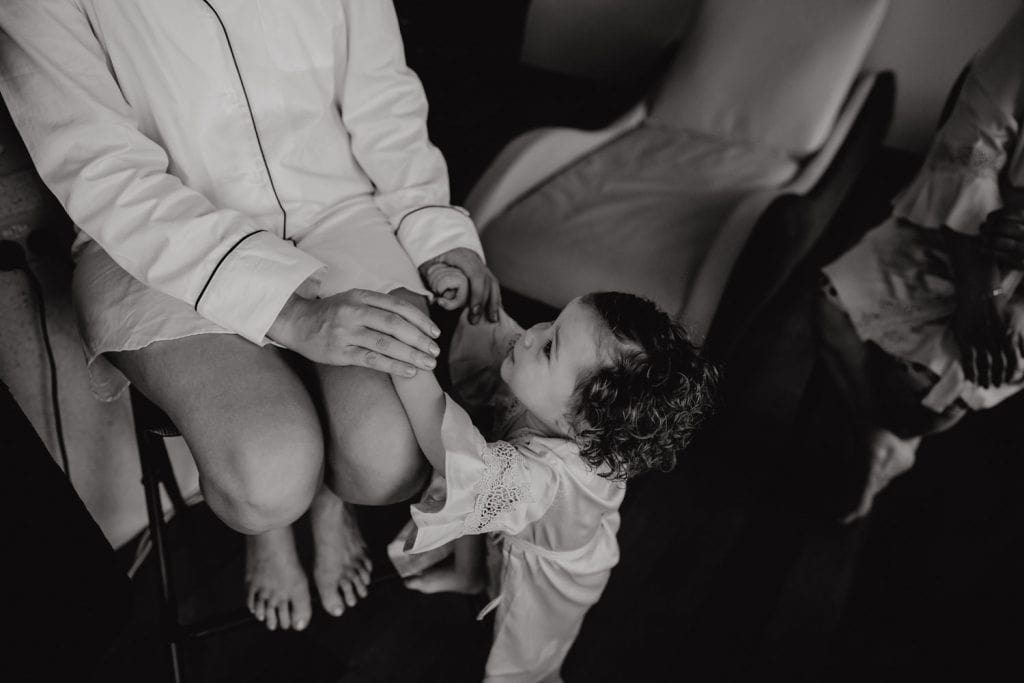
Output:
top-left (245, 527), bottom-right (312, 631)
top-left (311, 486), bottom-right (373, 617)
top-left (404, 564), bottom-right (484, 595)
top-left (843, 428), bottom-right (921, 523)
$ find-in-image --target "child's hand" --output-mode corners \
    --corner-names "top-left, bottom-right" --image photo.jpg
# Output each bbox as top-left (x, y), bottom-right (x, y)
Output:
top-left (418, 247), bottom-right (502, 323)
top-left (424, 262), bottom-right (469, 311)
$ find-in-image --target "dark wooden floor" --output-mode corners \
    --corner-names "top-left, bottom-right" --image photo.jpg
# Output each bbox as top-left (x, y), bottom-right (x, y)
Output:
top-left (83, 148), bottom-right (1023, 683)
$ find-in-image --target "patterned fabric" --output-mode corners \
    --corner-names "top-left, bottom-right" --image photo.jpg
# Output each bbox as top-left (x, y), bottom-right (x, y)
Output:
top-left (465, 441), bottom-right (533, 534)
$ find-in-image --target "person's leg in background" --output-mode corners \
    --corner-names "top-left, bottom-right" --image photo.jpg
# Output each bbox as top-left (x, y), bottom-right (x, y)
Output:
top-left (815, 288), bottom-right (967, 521)
top-left (4, 379), bottom-right (132, 679)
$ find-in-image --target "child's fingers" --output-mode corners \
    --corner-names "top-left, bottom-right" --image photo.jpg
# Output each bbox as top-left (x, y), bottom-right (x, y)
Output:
top-left (437, 289), bottom-right (466, 309)
top-left (437, 281), bottom-right (468, 310)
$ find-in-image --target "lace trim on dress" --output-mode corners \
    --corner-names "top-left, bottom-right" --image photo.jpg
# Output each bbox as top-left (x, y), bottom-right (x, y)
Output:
top-left (464, 441), bottom-right (532, 534)
top-left (925, 142), bottom-right (1005, 178)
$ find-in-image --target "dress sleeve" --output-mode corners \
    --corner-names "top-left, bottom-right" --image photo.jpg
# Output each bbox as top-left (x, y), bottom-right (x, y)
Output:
top-left (0, 1), bottom-right (324, 345)
top-left (338, 0), bottom-right (484, 268)
top-left (893, 10), bottom-right (1024, 236)
top-left (405, 395), bottom-right (560, 554)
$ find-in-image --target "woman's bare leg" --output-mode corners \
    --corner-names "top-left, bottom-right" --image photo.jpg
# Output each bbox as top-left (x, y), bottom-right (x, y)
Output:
top-left (109, 334), bottom-right (323, 631)
top-left (307, 288), bottom-right (433, 617)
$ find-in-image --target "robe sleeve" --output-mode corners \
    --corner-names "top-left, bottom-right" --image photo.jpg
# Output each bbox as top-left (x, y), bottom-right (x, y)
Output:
top-left (0, 1), bottom-right (324, 345)
top-left (405, 395), bottom-right (560, 554)
top-left (893, 9), bottom-right (1024, 236)
top-left (338, 0), bottom-right (484, 268)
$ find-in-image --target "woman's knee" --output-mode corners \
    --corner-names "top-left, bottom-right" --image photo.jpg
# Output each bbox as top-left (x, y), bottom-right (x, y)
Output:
top-left (326, 410), bottom-right (429, 505)
top-left (201, 423), bottom-right (324, 534)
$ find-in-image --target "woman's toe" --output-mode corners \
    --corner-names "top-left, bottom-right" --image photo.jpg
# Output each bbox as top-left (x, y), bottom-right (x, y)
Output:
top-left (265, 599), bottom-right (279, 630)
top-left (291, 591), bottom-right (312, 631)
top-left (254, 595), bottom-right (267, 622)
top-left (340, 577), bottom-right (357, 607)
top-left (317, 582), bottom-right (345, 617)
top-left (352, 572), bottom-right (368, 599)
top-left (276, 601), bottom-right (292, 630)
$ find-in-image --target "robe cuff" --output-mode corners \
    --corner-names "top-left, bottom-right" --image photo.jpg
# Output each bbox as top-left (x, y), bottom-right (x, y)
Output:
top-left (195, 231), bottom-right (326, 345)
top-left (892, 167), bottom-right (1002, 236)
top-left (395, 205), bottom-right (485, 268)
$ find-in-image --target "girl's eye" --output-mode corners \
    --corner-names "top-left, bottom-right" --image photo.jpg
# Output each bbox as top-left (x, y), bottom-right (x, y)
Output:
top-left (543, 340), bottom-right (553, 358)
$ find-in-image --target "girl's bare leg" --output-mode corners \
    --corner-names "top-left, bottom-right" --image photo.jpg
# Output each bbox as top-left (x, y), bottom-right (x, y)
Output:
top-left (109, 334), bottom-right (323, 631)
top-left (404, 535), bottom-right (486, 594)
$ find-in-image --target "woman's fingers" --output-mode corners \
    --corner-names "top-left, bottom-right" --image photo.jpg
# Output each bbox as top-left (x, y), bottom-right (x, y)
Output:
top-left (356, 290), bottom-right (440, 339)
top-left (988, 341), bottom-right (1006, 387)
top-left (487, 276), bottom-right (502, 323)
top-left (963, 345), bottom-right (977, 384)
top-left (358, 304), bottom-right (440, 360)
top-left (351, 329), bottom-right (436, 374)
top-left (350, 349), bottom-right (420, 377)
top-left (1001, 336), bottom-right (1019, 385)
top-left (976, 344), bottom-right (992, 388)
top-left (466, 268), bottom-right (488, 324)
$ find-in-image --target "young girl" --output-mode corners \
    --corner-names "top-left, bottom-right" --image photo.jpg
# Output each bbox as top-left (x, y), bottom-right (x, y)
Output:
top-left (387, 291), bottom-right (718, 682)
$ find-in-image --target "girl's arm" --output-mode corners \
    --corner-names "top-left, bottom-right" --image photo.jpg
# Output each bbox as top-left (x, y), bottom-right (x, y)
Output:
top-left (392, 371), bottom-right (448, 473)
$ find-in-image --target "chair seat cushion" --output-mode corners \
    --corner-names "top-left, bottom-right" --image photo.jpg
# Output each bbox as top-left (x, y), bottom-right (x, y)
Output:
top-left (481, 122), bottom-right (797, 322)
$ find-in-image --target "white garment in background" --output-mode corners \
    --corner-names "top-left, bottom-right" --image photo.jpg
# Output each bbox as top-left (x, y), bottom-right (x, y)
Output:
top-left (0, 0), bottom-right (482, 397)
top-left (822, 7), bottom-right (1024, 412)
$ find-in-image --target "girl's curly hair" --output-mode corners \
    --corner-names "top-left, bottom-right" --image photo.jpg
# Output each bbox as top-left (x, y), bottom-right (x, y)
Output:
top-left (569, 292), bottom-right (720, 482)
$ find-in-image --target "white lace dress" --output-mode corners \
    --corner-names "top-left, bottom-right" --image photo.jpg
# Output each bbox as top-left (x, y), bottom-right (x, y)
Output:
top-left (822, 9), bottom-right (1024, 413)
top-left (388, 311), bottom-right (625, 683)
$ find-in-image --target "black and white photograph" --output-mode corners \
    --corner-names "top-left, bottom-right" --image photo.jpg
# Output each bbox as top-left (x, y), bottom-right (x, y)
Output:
top-left (1, 1), bottom-right (1021, 681)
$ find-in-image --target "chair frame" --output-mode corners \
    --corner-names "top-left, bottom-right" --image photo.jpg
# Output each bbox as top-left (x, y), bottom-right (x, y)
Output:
top-left (129, 385), bottom-right (253, 683)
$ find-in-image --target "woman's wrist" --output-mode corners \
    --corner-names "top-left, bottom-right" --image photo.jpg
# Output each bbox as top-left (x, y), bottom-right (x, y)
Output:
top-left (268, 293), bottom-right (311, 346)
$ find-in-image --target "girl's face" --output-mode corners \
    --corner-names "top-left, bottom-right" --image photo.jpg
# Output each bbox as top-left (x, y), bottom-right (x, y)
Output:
top-left (500, 297), bottom-right (605, 436)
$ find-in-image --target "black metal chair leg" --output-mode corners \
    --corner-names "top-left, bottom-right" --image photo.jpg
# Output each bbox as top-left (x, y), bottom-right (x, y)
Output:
top-left (134, 410), bottom-right (187, 683)
top-left (130, 385), bottom-right (258, 682)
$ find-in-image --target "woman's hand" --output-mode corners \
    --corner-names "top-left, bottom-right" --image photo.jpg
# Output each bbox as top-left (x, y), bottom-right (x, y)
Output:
top-left (952, 289), bottom-right (1023, 388)
top-left (268, 289), bottom-right (441, 376)
top-left (418, 247), bottom-right (501, 324)
top-left (979, 205), bottom-right (1024, 271)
